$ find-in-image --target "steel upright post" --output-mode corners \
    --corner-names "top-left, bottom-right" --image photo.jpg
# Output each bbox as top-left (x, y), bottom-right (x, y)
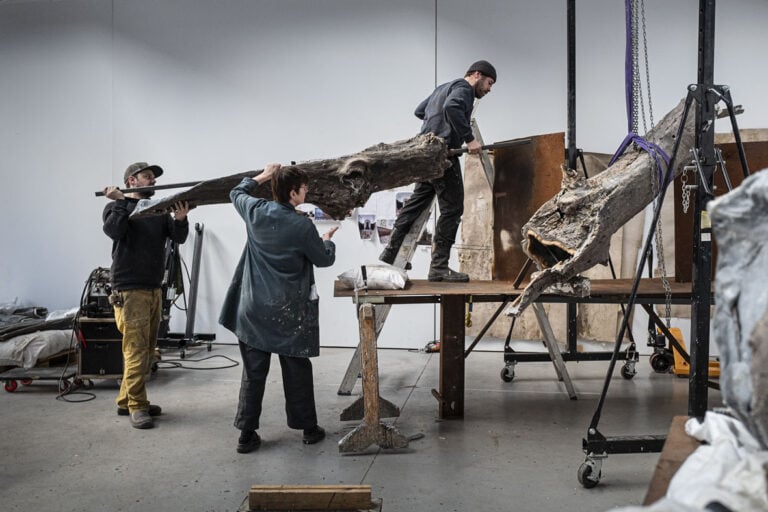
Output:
top-left (688, 0), bottom-right (717, 418)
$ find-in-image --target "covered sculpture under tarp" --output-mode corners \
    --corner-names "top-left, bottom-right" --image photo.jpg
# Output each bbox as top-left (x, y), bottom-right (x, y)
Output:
top-left (0, 303), bottom-right (77, 368)
top-left (605, 171), bottom-right (768, 512)
top-left (709, 169), bottom-right (768, 449)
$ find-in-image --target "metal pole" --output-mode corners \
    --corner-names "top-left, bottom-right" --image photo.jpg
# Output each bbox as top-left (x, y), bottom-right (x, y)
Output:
top-left (184, 223), bottom-right (205, 341)
top-left (566, 0), bottom-right (577, 171)
top-left (688, 0), bottom-right (717, 419)
top-left (94, 180), bottom-right (205, 197)
top-left (565, 0), bottom-right (579, 351)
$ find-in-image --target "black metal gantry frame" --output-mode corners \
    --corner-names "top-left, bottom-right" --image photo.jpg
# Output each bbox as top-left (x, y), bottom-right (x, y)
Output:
top-left (157, 223), bottom-right (216, 358)
top-left (571, 0), bottom-right (752, 488)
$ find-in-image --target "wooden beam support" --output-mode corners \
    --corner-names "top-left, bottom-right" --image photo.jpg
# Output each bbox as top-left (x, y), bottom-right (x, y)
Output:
top-left (338, 303), bottom-right (408, 453)
top-left (437, 294), bottom-right (466, 418)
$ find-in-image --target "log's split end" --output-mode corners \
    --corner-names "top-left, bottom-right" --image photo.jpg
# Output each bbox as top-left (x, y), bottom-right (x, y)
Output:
top-left (523, 230), bottom-right (576, 270)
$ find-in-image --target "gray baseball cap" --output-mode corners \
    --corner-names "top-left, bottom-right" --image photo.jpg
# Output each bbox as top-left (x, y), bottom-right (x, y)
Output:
top-left (123, 162), bottom-right (163, 185)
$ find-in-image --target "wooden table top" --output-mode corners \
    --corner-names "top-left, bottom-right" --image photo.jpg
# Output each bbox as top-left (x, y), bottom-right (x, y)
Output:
top-left (334, 278), bottom-right (704, 305)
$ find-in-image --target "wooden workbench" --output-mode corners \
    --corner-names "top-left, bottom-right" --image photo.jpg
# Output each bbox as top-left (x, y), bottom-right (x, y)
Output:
top-left (334, 278), bottom-right (696, 420)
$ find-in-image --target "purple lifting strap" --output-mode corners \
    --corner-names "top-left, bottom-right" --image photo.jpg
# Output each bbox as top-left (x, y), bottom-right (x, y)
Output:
top-left (609, 0), bottom-right (669, 190)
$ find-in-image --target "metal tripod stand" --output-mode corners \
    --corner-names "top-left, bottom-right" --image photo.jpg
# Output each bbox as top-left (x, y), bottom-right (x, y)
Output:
top-left (578, 0), bottom-right (752, 488)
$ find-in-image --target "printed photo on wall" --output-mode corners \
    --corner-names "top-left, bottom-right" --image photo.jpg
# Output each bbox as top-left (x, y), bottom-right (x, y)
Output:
top-left (376, 219), bottom-right (395, 245)
top-left (395, 191), bottom-right (412, 216)
top-left (296, 204), bottom-right (314, 218)
top-left (358, 213), bottom-right (376, 240)
top-left (417, 215), bottom-right (434, 246)
top-left (315, 208), bottom-right (336, 221)
top-left (417, 227), bottom-right (433, 246)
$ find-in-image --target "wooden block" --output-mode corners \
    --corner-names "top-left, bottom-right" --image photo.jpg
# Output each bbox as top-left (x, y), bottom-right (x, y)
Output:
top-left (643, 416), bottom-right (701, 505)
top-left (248, 485), bottom-right (372, 511)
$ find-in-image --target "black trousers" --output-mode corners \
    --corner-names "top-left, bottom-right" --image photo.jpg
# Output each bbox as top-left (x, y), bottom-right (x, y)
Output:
top-left (392, 156), bottom-right (464, 247)
top-left (234, 342), bottom-right (318, 432)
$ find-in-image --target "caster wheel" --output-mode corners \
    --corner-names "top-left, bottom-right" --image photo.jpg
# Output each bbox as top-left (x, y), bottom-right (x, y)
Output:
top-left (58, 379), bottom-right (71, 393)
top-left (5, 380), bottom-right (18, 392)
top-left (21, 379), bottom-right (33, 386)
top-left (84, 379), bottom-right (94, 389)
top-left (500, 366), bottom-right (515, 383)
top-left (578, 461), bottom-right (600, 488)
top-left (650, 352), bottom-right (672, 373)
top-left (620, 363), bottom-right (636, 380)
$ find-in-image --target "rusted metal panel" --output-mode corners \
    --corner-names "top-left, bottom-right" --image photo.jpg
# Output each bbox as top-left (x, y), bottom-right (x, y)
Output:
top-left (491, 133), bottom-right (565, 281)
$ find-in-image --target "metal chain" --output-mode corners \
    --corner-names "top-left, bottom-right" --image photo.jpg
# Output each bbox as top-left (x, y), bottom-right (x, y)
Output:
top-left (649, 149), bottom-right (672, 328)
top-left (633, 0), bottom-right (671, 327)
top-left (681, 169), bottom-right (690, 213)
top-left (640, 0), bottom-right (655, 129)
top-left (630, 0), bottom-right (640, 136)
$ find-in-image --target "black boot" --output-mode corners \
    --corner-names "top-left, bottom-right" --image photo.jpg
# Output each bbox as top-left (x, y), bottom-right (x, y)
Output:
top-left (428, 242), bottom-right (469, 282)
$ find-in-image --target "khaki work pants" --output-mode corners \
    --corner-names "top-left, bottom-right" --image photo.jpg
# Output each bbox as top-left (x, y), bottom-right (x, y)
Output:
top-left (113, 288), bottom-right (161, 412)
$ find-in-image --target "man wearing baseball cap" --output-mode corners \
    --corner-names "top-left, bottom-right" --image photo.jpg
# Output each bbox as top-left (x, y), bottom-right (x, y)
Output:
top-left (380, 60), bottom-right (497, 282)
top-left (101, 162), bottom-right (190, 429)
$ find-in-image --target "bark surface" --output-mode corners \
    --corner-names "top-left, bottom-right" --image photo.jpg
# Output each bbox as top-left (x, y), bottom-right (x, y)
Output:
top-left (131, 134), bottom-right (451, 219)
top-left (506, 99), bottom-right (695, 316)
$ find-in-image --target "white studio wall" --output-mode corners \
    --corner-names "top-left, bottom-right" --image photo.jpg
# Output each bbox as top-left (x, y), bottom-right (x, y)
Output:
top-left (1, 1), bottom-right (767, 350)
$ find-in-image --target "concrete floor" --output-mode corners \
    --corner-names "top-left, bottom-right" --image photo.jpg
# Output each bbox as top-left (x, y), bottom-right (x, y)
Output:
top-left (0, 342), bottom-right (719, 512)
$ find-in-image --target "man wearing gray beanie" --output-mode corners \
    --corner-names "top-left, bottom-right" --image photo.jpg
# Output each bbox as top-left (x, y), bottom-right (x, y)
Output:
top-left (379, 60), bottom-right (496, 282)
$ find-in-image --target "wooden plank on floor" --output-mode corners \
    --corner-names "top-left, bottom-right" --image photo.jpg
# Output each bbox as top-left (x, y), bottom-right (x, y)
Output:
top-left (248, 485), bottom-right (372, 511)
top-left (643, 416), bottom-right (701, 505)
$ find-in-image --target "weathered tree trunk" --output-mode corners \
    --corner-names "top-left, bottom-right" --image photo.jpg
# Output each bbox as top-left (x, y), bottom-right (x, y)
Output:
top-left (506, 99), bottom-right (695, 317)
top-left (711, 170), bottom-right (768, 449)
top-left (131, 134), bottom-right (451, 219)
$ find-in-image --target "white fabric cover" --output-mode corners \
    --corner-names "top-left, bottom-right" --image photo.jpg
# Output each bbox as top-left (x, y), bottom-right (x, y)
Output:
top-left (0, 330), bottom-right (73, 369)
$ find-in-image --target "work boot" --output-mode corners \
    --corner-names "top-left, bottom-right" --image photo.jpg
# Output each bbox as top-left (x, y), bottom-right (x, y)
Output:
top-left (129, 410), bottom-right (154, 429)
top-left (428, 267), bottom-right (469, 282)
top-left (302, 425), bottom-right (326, 445)
top-left (236, 430), bottom-right (262, 453)
top-left (428, 242), bottom-right (469, 282)
top-left (118, 404), bottom-right (162, 417)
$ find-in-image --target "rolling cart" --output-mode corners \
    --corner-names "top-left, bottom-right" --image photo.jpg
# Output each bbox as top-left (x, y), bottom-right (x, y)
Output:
top-left (1, 362), bottom-right (78, 393)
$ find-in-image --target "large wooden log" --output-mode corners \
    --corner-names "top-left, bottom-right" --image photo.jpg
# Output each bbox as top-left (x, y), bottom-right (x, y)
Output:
top-left (506, 99), bottom-right (695, 317)
top-left (131, 134), bottom-right (450, 219)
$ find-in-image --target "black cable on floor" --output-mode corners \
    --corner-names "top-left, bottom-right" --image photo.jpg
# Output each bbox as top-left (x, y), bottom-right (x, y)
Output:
top-left (157, 354), bottom-right (240, 371)
top-left (57, 275), bottom-right (97, 403)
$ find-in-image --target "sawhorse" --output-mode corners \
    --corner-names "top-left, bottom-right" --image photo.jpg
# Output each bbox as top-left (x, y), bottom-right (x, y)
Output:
top-left (338, 303), bottom-right (409, 453)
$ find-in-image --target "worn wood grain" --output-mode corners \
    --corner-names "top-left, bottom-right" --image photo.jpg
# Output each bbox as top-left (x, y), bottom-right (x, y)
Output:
top-left (506, 99), bottom-right (695, 317)
top-left (248, 485), bottom-right (372, 511)
top-left (643, 416), bottom-right (699, 505)
top-left (131, 134), bottom-right (450, 220)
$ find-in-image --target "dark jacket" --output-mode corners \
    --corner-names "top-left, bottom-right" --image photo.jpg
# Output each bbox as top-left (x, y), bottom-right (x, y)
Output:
top-left (414, 78), bottom-right (476, 149)
top-left (102, 198), bottom-right (189, 290)
top-left (219, 178), bottom-right (336, 357)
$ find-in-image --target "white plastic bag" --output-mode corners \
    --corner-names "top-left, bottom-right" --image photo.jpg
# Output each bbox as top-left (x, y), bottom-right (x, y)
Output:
top-left (337, 264), bottom-right (408, 290)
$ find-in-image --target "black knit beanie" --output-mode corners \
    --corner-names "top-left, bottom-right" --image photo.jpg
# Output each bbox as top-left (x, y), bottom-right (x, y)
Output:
top-left (466, 60), bottom-right (497, 82)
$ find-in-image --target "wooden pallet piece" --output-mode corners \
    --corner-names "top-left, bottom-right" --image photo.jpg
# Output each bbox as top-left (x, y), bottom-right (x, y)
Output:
top-left (248, 485), bottom-right (372, 511)
top-left (643, 416), bottom-right (701, 505)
